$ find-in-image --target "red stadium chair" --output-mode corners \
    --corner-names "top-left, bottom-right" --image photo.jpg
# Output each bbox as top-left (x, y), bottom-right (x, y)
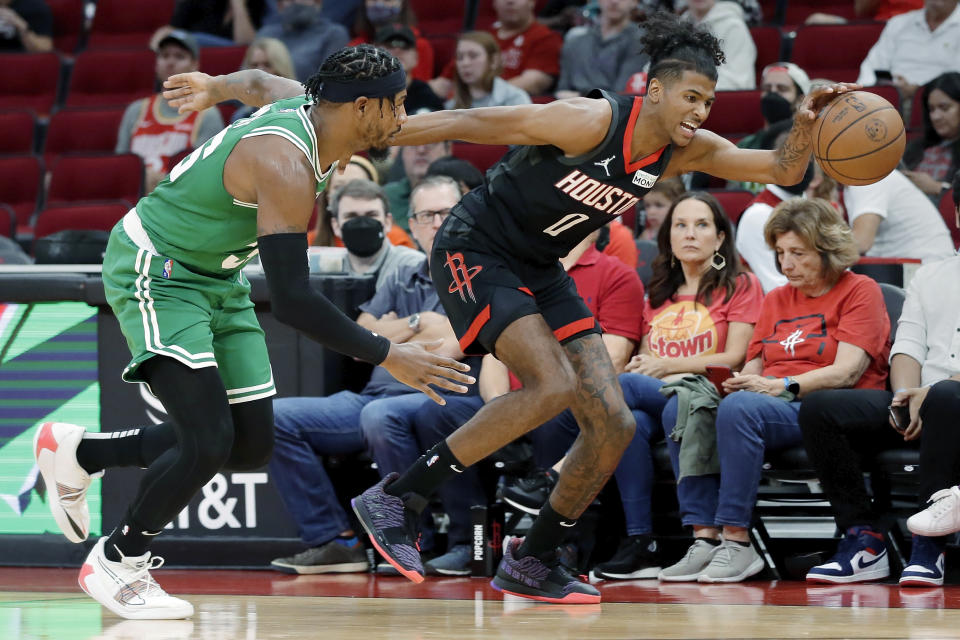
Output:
top-left (426, 35), bottom-right (457, 78)
top-left (940, 189), bottom-right (959, 249)
top-left (708, 189), bottom-right (756, 226)
top-left (66, 49), bottom-right (155, 108)
top-left (452, 142), bottom-right (509, 174)
top-left (790, 23), bottom-right (884, 83)
top-left (87, 0), bottom-right (175, 49)
top-left (43, 108), bottom-right (125, 164)
top-left (33, 201), bottom-right (129, 239)
top-left (0, 155), bottom-right (44, 232)
top-left (785, 0), bottom-right (857, 26)
top-left (199, 46), bottom-right (247, 78)
top-left (750, 26), bottom-right (783, 87)
top-left (909, 89), bottom-right (925, 130)
top-left (862, 84), bottom-right (902, 111)
top-left (0, 110), bottom-right (37, 155)
top-left (705, 90), bottom-right (764, 137)
top-left (0, 204), bottom-right (15, 237)
top-left (0, 53), bottom-right (61, 115)
top-left (47, 153), bottom-right (144, 206)
top-left (47, 0), bottom-right (87, 54)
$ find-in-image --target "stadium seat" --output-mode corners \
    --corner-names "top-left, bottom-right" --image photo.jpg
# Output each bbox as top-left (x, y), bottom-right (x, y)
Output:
top-left (0, 155), bottom-right (43, 232)
top-left (411, 0), bottom-right (462, 34)
top-left (452, 142), bottom-right (509, 175)
top-left (86, 0), bottom-right (175, 50)
top-left (425, 34), bottom-right (457, 77)
top-left (750, 26), bottom-right (783, 86)
top-left (790, 23), bottom-right (884, 83)
top-left (43, 107), bottom-right (125, 164)
top-left (706, 90), bottom-right (764, 137)
top-left (0, 53), bottom-right (61, 114)
top-left (65, 49), bottom-right (155, 108)
top-left (33, 201), bottom-right (129, 239)
top-left (784, 0), bottom-right (857, 25)
top-left (0, 110), bottom-right (37, 155)
top-left (47, 0), bottom-right (87, 54)
top-left (199, 46), bottom-right (247, 78)
top-left (862, 84), bottom-right (901, 112)
top-left (0, 204), bottom-right (15, 237)
top-left (47, 154), bottom-right (144, 206)
top-left (708, 189), bottom-right (756, 226)
top-left (940, 189), bottom-right (959, 249)
top-left (909, 89), bottom-right (925, 130)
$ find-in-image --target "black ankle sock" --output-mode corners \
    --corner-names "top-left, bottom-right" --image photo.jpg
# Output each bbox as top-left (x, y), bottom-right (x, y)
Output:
top-left (517, 501), bottom-right (576, 560)
top-left (104, 515), bottom-right (160, 562)
top-left (697, 537), bottom-right (721, 546)
top-left (386, 440), bottom-right (464, 501)
top-left (76, 429), bottom-right (144, 474)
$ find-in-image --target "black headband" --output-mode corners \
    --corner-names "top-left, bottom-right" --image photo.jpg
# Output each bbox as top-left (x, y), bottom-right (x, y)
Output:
top-left (317, 68), bottom-right (407, 103)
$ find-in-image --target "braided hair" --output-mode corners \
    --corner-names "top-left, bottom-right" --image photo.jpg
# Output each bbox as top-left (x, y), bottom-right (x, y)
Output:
top-left (304, 44), bottom-right (404, 106)
top-left (641, 11), bottom-right (725, 85)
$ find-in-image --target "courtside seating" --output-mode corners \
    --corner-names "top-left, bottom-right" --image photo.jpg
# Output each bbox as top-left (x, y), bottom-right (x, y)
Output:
top-left (411, 0), bottom-right (462, 35)
top-left (862, 84), bottom-right (901, 111)
top-left (48, 0), bottom-right (87, 54)
top-left (750, 26), bottom-right (783, 86)
top-left (65, 49), bottom-right (155, 108)
top-left (709, 189), bottom-right (756, 226)
top-left (47, 154), bottom-right (144, 207)
top-left (86, 0), bottom-right (175, 50)
top-left (0, 53), bottom-right (61, 114)
top-left (790, 23), bottom-right (884, 83)
top-left (940, 189), bottom-right (959, 249)
top-left (909, 90), bottom-right (925, 130)
top-left (0, 110), bottom-right (37, 155)
top-left (425, 34), bottom-right (457, 77)
top-left (784, 0), bottom-right (857, 25)
top-left (706, 90), bottom-right (764, 137)
top-left (43, 107), bottom-right (125, 164)
top-left (0, 205), bottom-right (15, 237)
top-left (0, 155), bottom-right (43, 232)
top-left (33, 201), bottom-right (129, 239)
top-left (452, 142), bottom-right (509, 175)
top-left (199, 46), bottom-right (247, 78)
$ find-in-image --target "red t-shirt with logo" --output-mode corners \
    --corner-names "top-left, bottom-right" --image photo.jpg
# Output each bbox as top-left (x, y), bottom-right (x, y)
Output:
top-left (643, 272), bottom-right (762, 360)
top-left (443, 21), bottom-right (562, 81)
top-left (746, 271), bottom-right (889, 389)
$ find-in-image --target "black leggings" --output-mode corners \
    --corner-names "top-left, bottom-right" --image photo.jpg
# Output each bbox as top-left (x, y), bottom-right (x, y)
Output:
top-left (127, 357), bottom-right (274, 531)
top-left (798, 381), bottom-right (960, 531)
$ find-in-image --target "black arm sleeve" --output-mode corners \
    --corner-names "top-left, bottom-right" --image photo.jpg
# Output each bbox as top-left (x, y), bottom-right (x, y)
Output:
top-left (258, 232), bottom-right (391, 365)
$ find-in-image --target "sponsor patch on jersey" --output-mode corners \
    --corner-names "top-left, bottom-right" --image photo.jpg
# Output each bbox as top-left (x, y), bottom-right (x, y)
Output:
top-left (162, 258), bottom-right (173, 279)
top-left (632, 169), bottom-right (659, 189)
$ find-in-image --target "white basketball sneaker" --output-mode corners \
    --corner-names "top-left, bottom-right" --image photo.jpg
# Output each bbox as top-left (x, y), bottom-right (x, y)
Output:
top-left (79, 537), bottom-right (194, 620)
top-left (908, 486), bottom-right (960, 537)
top-left (33, 422), bottom-right (103, 543)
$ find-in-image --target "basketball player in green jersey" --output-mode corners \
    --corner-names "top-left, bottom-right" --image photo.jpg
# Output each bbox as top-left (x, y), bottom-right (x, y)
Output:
top-left (32, 45), bottom-right (474, 620)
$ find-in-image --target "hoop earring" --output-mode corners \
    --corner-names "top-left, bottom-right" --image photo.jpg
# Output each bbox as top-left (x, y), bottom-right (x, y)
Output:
top-left (711, 251), bottom-right (726, 271)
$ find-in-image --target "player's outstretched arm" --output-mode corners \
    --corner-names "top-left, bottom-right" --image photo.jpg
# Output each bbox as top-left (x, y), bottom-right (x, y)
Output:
top-left (678, 82), bottom-right (859, 186)
top-left (393, 97), bottom-right (610, 157)
top-left (163, 70), bottom-right (304, 115)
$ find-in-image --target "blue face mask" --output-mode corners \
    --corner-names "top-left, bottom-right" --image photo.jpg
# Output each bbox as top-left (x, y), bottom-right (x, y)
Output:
top-left (366, 3), bottom-right (402, 25)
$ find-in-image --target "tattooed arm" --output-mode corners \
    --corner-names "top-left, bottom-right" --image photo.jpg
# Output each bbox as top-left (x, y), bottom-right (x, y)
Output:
top-left (162, 70), bottom-right (304, 114)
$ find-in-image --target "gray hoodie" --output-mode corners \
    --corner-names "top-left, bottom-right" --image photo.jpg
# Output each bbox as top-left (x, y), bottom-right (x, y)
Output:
top-left (689, 1), bottom-right (756, 90)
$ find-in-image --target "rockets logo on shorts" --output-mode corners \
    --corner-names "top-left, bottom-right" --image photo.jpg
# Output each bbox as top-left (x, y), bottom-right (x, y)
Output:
top-left (162, 259), bottom-right (173, 279)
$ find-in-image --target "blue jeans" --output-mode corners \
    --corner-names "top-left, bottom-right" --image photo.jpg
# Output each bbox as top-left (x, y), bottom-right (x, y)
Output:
top-left (360, 394), bottom-right (437, 477)
top-left (614, 373), bottom-right (667, 536)
top-left (666, 390), bottom-right (802, 529)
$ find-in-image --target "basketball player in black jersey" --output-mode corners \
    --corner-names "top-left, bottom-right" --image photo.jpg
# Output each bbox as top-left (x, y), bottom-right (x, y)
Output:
top-left (165, 12), bottom-right (856, 603)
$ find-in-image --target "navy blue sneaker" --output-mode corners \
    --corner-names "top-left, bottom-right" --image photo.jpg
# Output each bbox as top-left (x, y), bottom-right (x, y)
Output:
top-left (806, 526), bottom-right (889, 584)
top-left (491, 538), bottom-right (601, 604)
top-left (351, 473), bottom-right (424, 584)
top-left (900, 535), bottom-right (945, 587)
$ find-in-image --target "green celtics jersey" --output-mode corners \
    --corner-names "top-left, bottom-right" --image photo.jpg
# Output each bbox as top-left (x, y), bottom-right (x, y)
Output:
top-left (135, 96), bottom-right (335, 277)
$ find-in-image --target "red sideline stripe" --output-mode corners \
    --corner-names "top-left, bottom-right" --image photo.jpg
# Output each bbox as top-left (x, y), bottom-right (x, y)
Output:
top-left (553, 317), bottom-right (595, 342)
top-left (518, 287), bottom-right (533, 297)
top-left (459, 304), bottom-right (491, 353)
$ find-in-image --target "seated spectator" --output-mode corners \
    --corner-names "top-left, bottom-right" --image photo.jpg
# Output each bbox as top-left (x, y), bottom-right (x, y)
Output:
top-left (844, 169), bottom-right (954, 262)
top-left (268, 176), bottom-right (473, 575)
top-left (383, 140), bottom-right (452, 231)
top-left (231, 37), bottom-right (296, 122)
top-left (0, 0), bottom-right (51, 52)
top-left (322, 178), bottom-right (423, 287)
top-left (374, 24), bottom-right (443, 115)
top-left (554, 0), bottom-right (648, 99)
top-left (738, 63), bottom-right (811, 152)
top-left (447, 31), bottom-right (531, 110)
top-left (116, 31), bottom-right (224, 193)
top-left (595, 192), bottom-right (761, 581)
top-left (683, 0), bottom-right (756, 90)
top-left (639, 177), bottom-right (686, 241)
top-left (159, 0), bottom-right (267, 47)
top-left (351, 0), bottom-right (433, 82)
top-left (902, 72), bottom-right (960, 200)
top-left (425, 156), bottom-right (485, 194)
top-left (257, 0), bottom-right (349, 81)
top-left (674, 0), bottom-right (762, 25)
top-left (857, 0), bottom-right (960, 103)
top-left (800, 179), bottom-right (960, 586)
top-left (659, 199), bottom-right (890, 584)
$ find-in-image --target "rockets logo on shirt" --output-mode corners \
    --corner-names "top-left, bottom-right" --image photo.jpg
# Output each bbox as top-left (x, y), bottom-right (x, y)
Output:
top-left (759, 314), bottom-right (827, 357)
top-left (554, 170), bottom-right (641, 217)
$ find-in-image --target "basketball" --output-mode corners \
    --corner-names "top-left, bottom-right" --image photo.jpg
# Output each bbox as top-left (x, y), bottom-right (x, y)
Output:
top-left (812, 91), bottom-right (906, 186)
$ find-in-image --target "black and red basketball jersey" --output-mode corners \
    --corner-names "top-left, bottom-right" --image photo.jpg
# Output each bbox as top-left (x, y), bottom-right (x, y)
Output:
top-left (455, 89), bottom-right (673, 265)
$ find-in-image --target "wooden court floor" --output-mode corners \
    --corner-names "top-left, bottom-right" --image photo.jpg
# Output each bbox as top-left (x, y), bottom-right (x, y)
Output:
top-left (3, 568), bottom-right (960, 639)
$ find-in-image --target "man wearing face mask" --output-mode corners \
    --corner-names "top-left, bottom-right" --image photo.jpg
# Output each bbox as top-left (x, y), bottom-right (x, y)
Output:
top-left (329, 178), bottom-right (425, 289)
top-left (257, 0), bottom-right (349, 82)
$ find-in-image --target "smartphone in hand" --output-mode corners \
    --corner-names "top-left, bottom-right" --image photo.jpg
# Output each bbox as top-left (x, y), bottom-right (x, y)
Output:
top-left (705, 364), bottom-right (733, 396)
top-left (889, 404), bottom-right (910, 433)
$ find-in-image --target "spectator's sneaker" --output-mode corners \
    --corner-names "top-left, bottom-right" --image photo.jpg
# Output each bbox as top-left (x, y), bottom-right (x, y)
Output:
top-left (697, 540), bottom-right (765, 583)
top-left (33, 422), bottom-right (103, 543)
top-left (592, 535), bottom-right (662, 580)
top-left (658, 539), bottom-right (721, 582)
top-left (806, 526), bottom-right (889, 584)
top-left (491, 538), bottom-right (601, 604)
top-left (351, 473), bottom-right (425, 584)
top-left (899, 535), bottom-right (946, 588)
top-left (424, 544), bottom-right (472, 576)
top-left (501, 469), bottom-right (558, 515)
top-left (270, 539), bottom-right (369, 575)
top-left (908, 486), bottom-right (960, 537)
top-left (79, 537), bottom-right (193, 620)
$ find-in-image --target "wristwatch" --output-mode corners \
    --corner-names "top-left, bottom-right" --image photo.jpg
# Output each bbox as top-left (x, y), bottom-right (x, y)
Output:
top-left (407, 312), bottom-right (421, 333)
top-left (783, 377), bottom-right (800, 395)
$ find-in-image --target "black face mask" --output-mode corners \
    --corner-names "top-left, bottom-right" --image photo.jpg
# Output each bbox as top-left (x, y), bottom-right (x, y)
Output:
top-left (340, 216), bottom-right (385, 257)
top-left (780, 160), bottom-right (815, 195)
top-left (761, 91), bottom-right (793, 125)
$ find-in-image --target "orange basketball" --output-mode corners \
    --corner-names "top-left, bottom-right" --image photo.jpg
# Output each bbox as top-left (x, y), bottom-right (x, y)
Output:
top-left (812, 91), bottom-right (905, 186)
